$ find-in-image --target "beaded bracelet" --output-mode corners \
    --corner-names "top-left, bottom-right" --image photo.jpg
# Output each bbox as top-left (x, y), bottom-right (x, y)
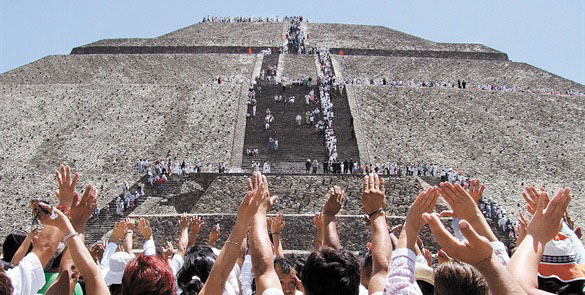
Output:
top-left (63, 231), bottom-right (79, 243)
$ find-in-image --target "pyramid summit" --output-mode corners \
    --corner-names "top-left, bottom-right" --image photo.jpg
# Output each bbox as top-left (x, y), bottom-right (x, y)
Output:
top-left (0, 18), bottom-right (584, 252)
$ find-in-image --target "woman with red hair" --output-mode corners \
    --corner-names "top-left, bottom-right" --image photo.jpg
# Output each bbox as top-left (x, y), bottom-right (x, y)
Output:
top-left (122, 254), bottom-right (177, 295)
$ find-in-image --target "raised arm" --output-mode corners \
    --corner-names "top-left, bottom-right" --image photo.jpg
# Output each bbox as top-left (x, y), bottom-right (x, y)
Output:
top-left (271, 213), bottom-right (286, 259)
top-left (362, 173), bottom-right (390, 294)
top-left (438, 181), bottom-right (498, 242)
top-left (138, 218), bottom-right (155, 255)
top-left (188, 216), bottom-right (205, 248)
top-left (10, 229), bottom-right (36, 265)
top-left (312, 213), bottom-right (324, 251)
top-left (249, 172), bottom-right (283, 294)
top-left (35, 202), bottom-right (110, 295)
top-left (508, 188), bottom-right (571, 295)
top-left (424, 213), bottom-right (527, 295)
top-left (123, 218), bottom-right (134, 254)
top-left (322, 186), bottom-right (345, 249)
top-left (385, 187), bottom-right (438, 295)
top-left (200, 172), bottom-right (268, 295)
top-left (207, 224), bottom-right (221, 248)
top-left (177, 214), bottom-right (189, 257)
top-left (47, 184), bottom-right (98, 294)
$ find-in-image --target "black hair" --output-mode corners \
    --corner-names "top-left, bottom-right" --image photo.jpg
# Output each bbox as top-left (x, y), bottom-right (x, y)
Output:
top-left (361, 252), bottom-right (373, 280)
top-left (301, 248), bottom-right (360, 295)
top-left (275, 257), bottom-right (294, 274)
top-left (2, 231), bottom-right (28, 263)
top-left (176, 246), bottom-right (217, 295)
top-left (539, 277), bottom-right (585, 295)
top-left (417, 280), bottom-right (435, 295)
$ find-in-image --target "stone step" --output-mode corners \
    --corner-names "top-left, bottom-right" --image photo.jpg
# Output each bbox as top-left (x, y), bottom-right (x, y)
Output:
top-left (190, 175), bottom-right (424, 216)
top-left (128, 213), bottom-right (453, 252)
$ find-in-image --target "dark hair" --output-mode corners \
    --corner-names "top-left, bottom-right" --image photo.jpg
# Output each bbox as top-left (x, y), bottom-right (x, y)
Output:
top-left (301, 248), bottom-right (360, 295)
top-left (434, 261), bottom-right (488, 295)
top-left (0, 269), bottom-right (13, 295)
top-left (361, 252), bottom-right (373, 280)
top-left (275, 257), bottom-right (294, 274)
top-left (539, 276), bottom-right (585, 294)
top-left (2, 231), bottom-right (28, 263)
top-left (417, 280), bottom-right (435, 295)
top-left (176, 246), bottom-right (217, 295)
top-left (109, 284), bottom-right (122, 295)
top-left (122, 254), bottom-right (177, 295)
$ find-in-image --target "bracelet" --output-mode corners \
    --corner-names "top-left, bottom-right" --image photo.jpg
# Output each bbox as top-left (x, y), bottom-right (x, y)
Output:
top-left (225, 240), bottom-right (241, 248)
top-left (126, 230), bottom-right (133, 234)
top-left (368, 209), bottom-right (385, 219)
top-left (62, 231), bottom-right (79, 243)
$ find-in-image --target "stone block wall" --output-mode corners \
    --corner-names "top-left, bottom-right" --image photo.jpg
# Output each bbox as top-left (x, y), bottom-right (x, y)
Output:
top-left (335, 56), bottom-right (584, 91)
top-left (133, 214), bottom-right (452, 252)
top-left (350, 85), bottom-right (585, 228)
top-left (0, 84), bottom-right (242, 239)
top-left (190, 175), bottom-right (423, 216)
top-left (159, 22), bottom-right (285, 47)
top-left (0, 54), bottom-right (256, 85)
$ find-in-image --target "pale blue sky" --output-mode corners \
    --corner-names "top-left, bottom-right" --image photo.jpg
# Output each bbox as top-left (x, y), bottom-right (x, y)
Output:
top-left (1, 0), bottom-right (584, 84)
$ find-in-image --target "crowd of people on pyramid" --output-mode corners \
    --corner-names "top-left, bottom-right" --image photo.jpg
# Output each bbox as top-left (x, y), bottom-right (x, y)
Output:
top-left (260, 63), bottom-right (278, 83)
top-left (137, 159), bottom-right (228, 178)
top-left (285, 17), bottom-right (306, 54)
top-left (2, 164), bottom-right (583, 295)
top-left (201, 16), bottom-right (301, 23)
top-left (342, 76), bottom-right (585, 97)
top-left (316, 48), bottom-right (342, 163)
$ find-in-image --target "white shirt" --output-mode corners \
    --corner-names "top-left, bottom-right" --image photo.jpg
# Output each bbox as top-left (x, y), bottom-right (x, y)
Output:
top-left (6, 252), bottom-right (45, 295)
top-left (99, 242), bottom-right (118, 278)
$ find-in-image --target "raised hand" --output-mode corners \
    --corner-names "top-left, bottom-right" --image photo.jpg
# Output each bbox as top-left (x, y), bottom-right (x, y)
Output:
top-left (179, 213), bottom-right (189, 231)
top-left (188, 216), bottom-right (205, 248)
top-left (312, 212), bottom-right (324, 250)
top-left (439, 182), bottom-right (497, 241)
top-left (438, 182), bottom-right (480, 220)
top-left (521, 186), bottom-right (549, 215)
top-left (423, 213), bottom-right (493, 267)
top-left (54, 164), bottom-right (79, 207)
top-left (271, 213), bottom-right (285, 234)
top-left (124, 218), bottom-right (135, 230)
top-left (138, 218), bottom-right (152, 240)
top-left (31, 201), bottom-right (74, 236)
top-left (110, 221), bottom-right (127, 243)
top-left (397, 187), bottom-right (438, 250)
top-left (464, 179), bottom-right (485, 203)
top-left (162, 241), bottom-right (174, 260)
top-left (526, 188), bottom-right (571, 243)
top-left (516, 211), bottom-right (529, 245)
top-left (89, 242), bottom-right (105, 263)
top-left (69, 184), bottom-right (98, 228)
top-left (404, 187), bottom-right (439, 233)
top-left (237, 172), bottom-right (274, 221)
top-left (362, 173), bottom-right (386, 215)
top-left (190, 216), bottom-right (205, 234)
top-left (323, 186), bottom-right (344, 217)
top-left (208, 224), bottom-right (221, 246)
top-left (422, 248), bottom-right (433, 267)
